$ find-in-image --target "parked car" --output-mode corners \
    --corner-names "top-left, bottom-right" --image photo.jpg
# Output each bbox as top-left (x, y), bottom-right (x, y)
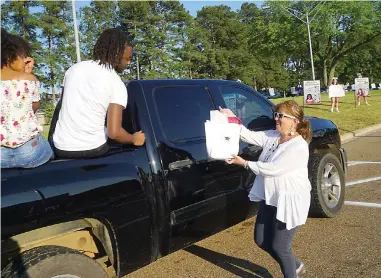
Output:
top-left (259, 90), bottom-right (283, 99)
top-left (1, 79), bottom-right (347, 278)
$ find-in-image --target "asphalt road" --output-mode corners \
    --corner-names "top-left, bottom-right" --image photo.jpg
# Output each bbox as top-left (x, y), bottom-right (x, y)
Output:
top-left (126, 130), bottom-right (381, 278)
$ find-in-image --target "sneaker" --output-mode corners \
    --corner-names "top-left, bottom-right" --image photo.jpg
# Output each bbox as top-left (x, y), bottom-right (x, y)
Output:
top-left (366, 102), bottom-right (370, 105)
top-left (357, 102), bottom-right (360, 106)
top-left (336, 108), bottom-right (339, 112)
top-left (330, 107), bottom-right (333, 112)
top-left (296, 262), bottom-right (306, 277)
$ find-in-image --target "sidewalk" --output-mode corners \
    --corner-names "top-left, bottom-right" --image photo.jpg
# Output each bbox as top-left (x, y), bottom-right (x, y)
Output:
top-left (341, 122), bottom-right (381, 144)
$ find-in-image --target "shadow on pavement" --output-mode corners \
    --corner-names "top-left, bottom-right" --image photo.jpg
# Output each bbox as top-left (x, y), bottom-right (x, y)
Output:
top-left (185, 245), bottom-right (273, 278)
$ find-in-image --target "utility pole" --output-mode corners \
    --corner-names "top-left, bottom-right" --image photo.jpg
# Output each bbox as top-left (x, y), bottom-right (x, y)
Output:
top-left (134, 24), bottom-right (140, 80)
top-left (306, 12), bottom-right (315, 80)
top-left (72, 0), bottom-right (81, 63)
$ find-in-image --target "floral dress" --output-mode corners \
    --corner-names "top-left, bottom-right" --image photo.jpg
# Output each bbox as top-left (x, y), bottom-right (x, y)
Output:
top-left (0, 80), bottom-right (42, 148)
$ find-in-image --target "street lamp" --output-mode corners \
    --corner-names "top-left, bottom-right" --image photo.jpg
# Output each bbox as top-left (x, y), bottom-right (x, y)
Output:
top-left (263, 1), bottom-right (326, 80)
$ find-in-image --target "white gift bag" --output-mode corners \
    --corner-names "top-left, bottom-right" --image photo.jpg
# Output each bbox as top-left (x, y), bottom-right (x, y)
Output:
top-left (205, 110), bottom-right (241, 160)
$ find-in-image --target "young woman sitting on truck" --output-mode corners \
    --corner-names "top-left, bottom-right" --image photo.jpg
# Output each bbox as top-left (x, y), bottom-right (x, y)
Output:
top-left (1, 28), bottom-right (54, 168)
top-left (52, 27), bottom-right (145, 158)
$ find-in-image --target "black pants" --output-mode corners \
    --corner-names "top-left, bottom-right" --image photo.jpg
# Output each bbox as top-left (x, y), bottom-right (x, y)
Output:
top-left (53, 142), bottom-right (110, 159)
top-left (254, 201), bottom-right (302, 278)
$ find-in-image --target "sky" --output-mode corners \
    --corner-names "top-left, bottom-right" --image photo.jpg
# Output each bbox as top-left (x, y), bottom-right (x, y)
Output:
top-left (180, 1), bottom-right (264, 16)
top-left (73, 1), bottom-right (264, 16)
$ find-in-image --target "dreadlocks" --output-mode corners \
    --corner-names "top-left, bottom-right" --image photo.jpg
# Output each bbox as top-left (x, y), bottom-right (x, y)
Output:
top-left (93, 28), bottom-right (131, 70)
top-left (1, 28), bottom-right (31, 68)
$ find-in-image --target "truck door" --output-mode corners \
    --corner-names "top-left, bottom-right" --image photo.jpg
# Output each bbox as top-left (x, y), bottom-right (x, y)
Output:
top-left (145, 83), bottom-right (254, 251)
top-left (208, 83), bottom-right (276, 210)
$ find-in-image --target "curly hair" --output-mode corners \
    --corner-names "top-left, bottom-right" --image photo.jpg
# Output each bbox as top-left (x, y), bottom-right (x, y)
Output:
top-left (1, 28), bottom-right (31, 68)
top-left (93, 27), bottom-right (131, 69)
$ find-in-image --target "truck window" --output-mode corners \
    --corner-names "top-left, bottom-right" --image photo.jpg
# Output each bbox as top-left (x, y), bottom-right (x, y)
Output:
top-left (219, 86), bottom-right (274, 129)
top-left (154, 86), bottom-right (214, 143)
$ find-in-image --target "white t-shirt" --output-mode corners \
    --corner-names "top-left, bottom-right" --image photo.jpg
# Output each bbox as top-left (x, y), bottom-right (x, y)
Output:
top-left (240, 127), bottom-right (311, 230)
top-left (53, 60), bottom-right (128, 151)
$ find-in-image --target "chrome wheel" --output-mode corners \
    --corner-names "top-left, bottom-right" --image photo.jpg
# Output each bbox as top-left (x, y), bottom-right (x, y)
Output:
top-left (321, 163), bottom-right (341, 208)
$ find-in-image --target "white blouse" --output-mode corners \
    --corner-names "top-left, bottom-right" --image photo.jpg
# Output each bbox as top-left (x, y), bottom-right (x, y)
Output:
top-left (241, 126), bottom-right (311, 230)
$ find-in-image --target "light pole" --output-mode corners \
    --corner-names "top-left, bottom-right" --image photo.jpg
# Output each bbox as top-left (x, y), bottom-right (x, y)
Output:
top-left (264, 1), bottom-right (325, 80)
top-left (71, 0), bottom-right (81, 63)
top-left (134, 24), bottom-right (140, 80)
top-left (306, 12), bottom-right (315, 80)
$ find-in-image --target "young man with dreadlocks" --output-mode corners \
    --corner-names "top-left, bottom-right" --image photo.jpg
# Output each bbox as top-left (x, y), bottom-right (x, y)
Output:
top-left (53, 28), bottom-right (145, 158)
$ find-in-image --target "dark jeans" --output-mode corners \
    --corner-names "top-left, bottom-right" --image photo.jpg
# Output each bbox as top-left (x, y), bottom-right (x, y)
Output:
top-left (53, 142), bottom-right (110, 159)
top-left (254, 201), bottom-right (302, 278)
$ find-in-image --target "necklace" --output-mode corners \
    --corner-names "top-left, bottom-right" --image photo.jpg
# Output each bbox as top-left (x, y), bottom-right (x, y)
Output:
top-left (263, 135), bottom-right (297, 162)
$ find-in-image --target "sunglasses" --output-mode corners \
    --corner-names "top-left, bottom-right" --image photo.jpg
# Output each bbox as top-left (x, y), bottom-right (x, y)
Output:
top-left (274, 112), bottom-right (296, 119)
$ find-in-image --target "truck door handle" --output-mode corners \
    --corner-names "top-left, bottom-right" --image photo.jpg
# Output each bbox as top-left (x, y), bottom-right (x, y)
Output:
top-left (169, 159), bottom-right (194, 170)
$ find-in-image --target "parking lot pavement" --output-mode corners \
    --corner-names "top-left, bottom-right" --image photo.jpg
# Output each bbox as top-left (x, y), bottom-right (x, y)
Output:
top-left (126, 130), bottom-right (381, 278)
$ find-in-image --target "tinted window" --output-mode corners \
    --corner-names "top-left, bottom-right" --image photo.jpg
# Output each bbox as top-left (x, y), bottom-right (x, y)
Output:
top-left (219, 86), bottom-right (274, 129)
top-left (154, 86), bottom-right (214, 142)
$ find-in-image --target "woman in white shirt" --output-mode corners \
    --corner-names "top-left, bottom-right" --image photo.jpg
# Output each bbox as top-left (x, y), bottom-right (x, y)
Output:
top-left (221, 100), bottom-right (312, 278)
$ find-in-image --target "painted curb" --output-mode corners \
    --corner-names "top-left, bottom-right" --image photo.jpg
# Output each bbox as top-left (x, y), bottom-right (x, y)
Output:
top-left (341, 123), bottom-right (381, 144)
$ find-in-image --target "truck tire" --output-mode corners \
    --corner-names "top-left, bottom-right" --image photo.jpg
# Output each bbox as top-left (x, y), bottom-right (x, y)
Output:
top-left (2, 245), bottom-right (109, 278)
top-left (308, 153), bottom-right (345, 218)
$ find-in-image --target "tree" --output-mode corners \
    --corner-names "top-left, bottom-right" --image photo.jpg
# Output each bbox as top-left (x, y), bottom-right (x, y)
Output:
top-left (1, 1), bottom-right (38, 40)
top-left (264, 1), bottom-right (381, 86)
top-left (195, 5), bottom-right (250, 81)
top-left (312, 1), bottom-right (381, 85)
top-left (118, 1), bottom-right (193, 79)
top-left (79, 0), bottom-right (119, 60)
top-left (1, 1), bottom-right (43, 78)
top-left (35, 1), bottom-right (76, 101)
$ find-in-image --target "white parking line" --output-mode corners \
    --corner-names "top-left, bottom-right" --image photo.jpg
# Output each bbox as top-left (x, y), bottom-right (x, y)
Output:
top-left (344, 201), bottom-right (381, 208)
top-left (348, 161), bottom-right (381, 166)
top-left (346, 176), bottom-right (381, 186)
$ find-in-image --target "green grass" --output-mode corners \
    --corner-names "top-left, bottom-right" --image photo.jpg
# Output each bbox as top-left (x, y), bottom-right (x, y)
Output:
top-left (270, 90), bottom-right (381, 135)
top-left (42, 125), bottom-right (50, 139)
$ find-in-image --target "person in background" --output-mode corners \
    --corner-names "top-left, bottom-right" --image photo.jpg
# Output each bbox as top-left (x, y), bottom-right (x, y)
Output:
top-left (52, 27), bottom-right (145, 158)
top-left (328, 78), bottom-right (344, 112)
top-left (1, 28), bottom-right (54, 168)
top-left (220, 100), bottom-right (311, 278)
top-left (356, 88), bottom-right (369, 106)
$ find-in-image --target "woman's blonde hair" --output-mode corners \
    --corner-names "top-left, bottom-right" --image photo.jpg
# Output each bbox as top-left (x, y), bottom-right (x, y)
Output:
top-left (276, 100), bottom-right (312, 143)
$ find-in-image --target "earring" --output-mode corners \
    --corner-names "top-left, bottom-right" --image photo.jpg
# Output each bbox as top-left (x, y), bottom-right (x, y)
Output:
top-left (290, 126), bottom-right (295, 136)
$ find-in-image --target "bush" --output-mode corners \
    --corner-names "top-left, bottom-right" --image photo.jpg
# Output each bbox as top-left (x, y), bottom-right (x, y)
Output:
top-left (40, 100), bottom-right (55, 125)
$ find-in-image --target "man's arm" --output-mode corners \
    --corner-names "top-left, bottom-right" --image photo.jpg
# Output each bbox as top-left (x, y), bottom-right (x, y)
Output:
top-left (107, 103), bottom-right (145, 146)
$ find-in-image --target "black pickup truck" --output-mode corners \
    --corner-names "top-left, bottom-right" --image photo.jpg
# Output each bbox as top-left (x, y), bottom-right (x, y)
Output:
top-left (1, 80), bottom-right (347, 278)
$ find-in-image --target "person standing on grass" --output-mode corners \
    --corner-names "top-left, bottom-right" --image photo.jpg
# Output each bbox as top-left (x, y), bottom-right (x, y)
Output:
top-left (1, 28), bottom-right (54, 168)
top-left (328, 78), bottom-right (345, 112)
top-left (220, 100), bottom-right (311, 278)
top-left (52, 27), bottom-right (145, 158)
